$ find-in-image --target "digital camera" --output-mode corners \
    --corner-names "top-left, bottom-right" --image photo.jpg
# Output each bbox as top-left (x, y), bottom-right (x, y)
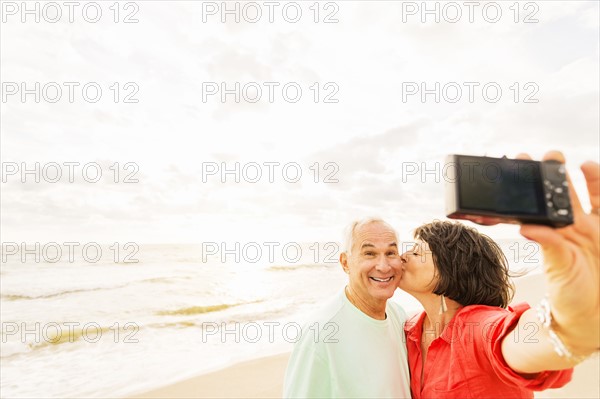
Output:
top-left (445, 154), bottom-right (573, 227)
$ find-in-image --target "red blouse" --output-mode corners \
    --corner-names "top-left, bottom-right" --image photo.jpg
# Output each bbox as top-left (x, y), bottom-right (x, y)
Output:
top-left (404, 303), bottom-right (573, 399)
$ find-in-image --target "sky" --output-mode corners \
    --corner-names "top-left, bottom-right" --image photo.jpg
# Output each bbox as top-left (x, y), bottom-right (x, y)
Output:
top-left (1, 0), bottom-right (599, 246)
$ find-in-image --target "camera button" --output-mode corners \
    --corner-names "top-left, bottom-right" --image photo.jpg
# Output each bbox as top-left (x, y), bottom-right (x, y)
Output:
top-left (553, 194), bottom-right (569, 209)
top-left (557, 209), bottom-right (569, 216)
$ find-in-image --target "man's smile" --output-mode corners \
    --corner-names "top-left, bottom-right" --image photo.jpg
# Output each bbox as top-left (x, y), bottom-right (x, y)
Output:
top-left (369, 276), bottom-right (394, 283)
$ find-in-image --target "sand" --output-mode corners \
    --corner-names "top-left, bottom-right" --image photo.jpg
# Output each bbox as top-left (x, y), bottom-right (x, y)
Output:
top-left (128, 353), bottom-right (289, 398)
top-left (128, 273), bottom-right (599, 398)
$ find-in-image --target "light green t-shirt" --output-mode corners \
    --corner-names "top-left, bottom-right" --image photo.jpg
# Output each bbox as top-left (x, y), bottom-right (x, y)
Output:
top-left (283, 290), bottom-right (411, 398)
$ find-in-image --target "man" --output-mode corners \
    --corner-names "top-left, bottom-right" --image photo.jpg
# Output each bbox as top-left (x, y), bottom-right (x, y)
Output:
top-left (283, 218), bottom-right (411, 398)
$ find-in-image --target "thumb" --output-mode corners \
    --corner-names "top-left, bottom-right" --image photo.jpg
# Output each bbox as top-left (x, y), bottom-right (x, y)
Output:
top-left (519, 224), bottom-right (573, 271)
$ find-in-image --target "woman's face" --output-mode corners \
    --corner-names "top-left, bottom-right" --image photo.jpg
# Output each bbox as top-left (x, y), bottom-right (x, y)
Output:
top-left (398, 239), bottom-right (438, 295)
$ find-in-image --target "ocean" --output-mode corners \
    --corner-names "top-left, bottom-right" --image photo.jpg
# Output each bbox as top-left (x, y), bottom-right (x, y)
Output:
top-left (0, 240), bottom-right (542, 398)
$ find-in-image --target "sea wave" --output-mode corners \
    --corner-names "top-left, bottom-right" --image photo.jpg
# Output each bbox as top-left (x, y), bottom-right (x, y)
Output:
top-left (156, 300), bottom-right (263, 316)
top-left (0, 277), bottom-right (186, 301)
top-left (267, 264), bottom-right (334, 272)
top-left (1, 323), bottom-right (140, 359)
top-left (0, 286), bottom-right (123, 301)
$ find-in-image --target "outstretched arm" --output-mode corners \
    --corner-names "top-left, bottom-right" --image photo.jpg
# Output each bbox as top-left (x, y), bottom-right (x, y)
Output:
top-left (500, 151), bottom-right (599, 374)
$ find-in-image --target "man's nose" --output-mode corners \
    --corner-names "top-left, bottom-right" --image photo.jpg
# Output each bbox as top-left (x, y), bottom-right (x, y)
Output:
top-left (375, 255), bottom-right (393, 271)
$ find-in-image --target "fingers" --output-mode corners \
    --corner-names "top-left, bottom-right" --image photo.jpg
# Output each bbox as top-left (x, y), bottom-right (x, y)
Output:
top-left (541, 150), bottom-right (566, 162)
top-left (519, 224), bottom-right (562, 248)
top-left (581, 161), bottom-right (600, 211)
top-left (542, 150), bottom-right (584, 220)
top-left (467, 215), bottom-right (502, 226)
top-left (515, 153), bottom-right (532, 160)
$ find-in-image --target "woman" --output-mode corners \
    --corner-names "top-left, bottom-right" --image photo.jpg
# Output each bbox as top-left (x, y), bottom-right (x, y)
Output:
top-left (399, 152), bottom-right (599, 398)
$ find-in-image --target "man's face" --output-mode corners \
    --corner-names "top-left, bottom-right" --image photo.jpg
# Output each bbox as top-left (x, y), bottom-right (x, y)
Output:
top-left (342, 222), bottom-right (402, 303)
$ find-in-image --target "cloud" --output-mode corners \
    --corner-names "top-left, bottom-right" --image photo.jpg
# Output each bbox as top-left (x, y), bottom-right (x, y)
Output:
top-left (1, 1), bottom-right (597, 244)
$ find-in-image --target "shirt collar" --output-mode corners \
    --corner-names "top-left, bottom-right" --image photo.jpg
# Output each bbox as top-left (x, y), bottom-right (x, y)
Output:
top-left (404, 311), bottom-right (427, 343)
top-left (404, 308), bottom-right (465, 344)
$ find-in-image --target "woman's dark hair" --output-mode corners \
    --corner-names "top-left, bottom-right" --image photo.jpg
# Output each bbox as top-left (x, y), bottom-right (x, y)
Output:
top-left (415, 220), bottom-right (514, 308)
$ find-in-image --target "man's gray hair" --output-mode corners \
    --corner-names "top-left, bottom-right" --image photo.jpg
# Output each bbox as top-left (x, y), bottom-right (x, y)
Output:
top-left (343, 217), bottom-right (398, 255)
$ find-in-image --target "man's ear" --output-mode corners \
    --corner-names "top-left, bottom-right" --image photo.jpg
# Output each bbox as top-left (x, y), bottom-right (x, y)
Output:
top-left (340, 252), bottom-right (349, 273)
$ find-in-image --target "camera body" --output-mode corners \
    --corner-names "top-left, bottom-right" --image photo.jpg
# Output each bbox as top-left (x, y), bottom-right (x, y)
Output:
top-left (445, 154), bottom-right (573, 227)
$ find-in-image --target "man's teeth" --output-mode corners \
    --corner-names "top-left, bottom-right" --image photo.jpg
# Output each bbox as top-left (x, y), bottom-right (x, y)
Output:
top-left (371, 277), bottom-right (393, 282)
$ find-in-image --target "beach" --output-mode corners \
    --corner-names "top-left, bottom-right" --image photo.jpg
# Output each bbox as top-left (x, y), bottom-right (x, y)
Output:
top-left (129, 353), bottom-right (290, 399)
top-left (128, 273), bottom-right (600, 399)
top-left (2, 1), bottom-right (598, 398)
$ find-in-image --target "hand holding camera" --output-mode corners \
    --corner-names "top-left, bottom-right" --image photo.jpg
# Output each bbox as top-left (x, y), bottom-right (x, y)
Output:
top-left (446, 151), bottom-right (599, 358)
top-left (518, 151), bottom-right (599, 358)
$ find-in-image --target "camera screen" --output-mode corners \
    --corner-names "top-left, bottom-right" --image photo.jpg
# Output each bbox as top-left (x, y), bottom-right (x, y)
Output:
top-left (457, 156), bottom-right (546, 216)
